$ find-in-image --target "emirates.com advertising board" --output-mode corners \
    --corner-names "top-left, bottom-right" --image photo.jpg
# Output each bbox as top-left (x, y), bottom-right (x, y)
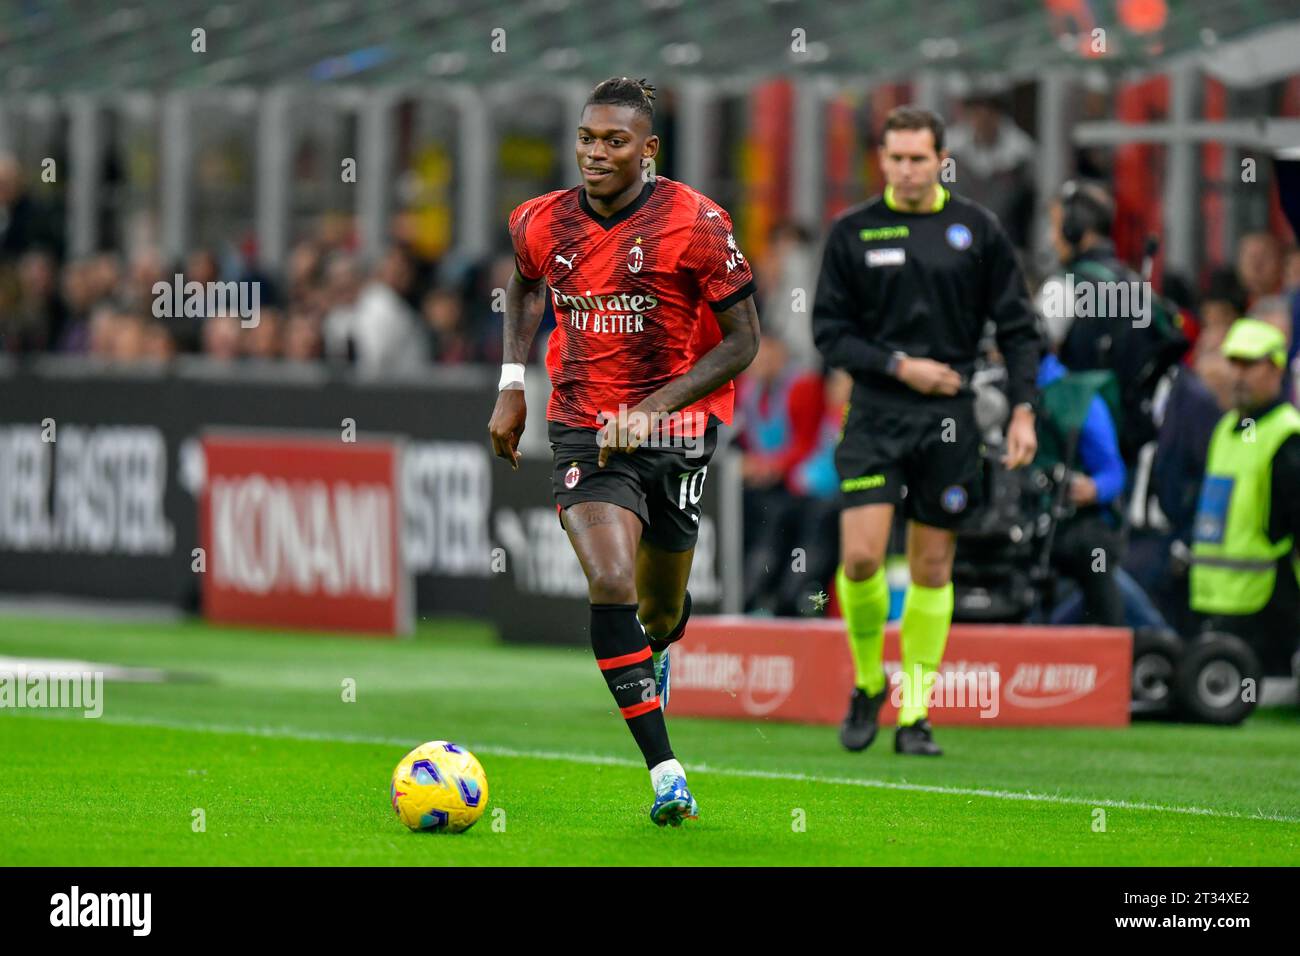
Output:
top-left (0, 361), bottom-right (1129, 727)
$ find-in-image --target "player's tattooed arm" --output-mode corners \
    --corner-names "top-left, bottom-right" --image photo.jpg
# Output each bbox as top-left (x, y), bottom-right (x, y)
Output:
top-left (503, 269), bottom-right (546, 364)
top-left (640, 293), bottom-right (760, 416)
top-left (488, 269), bottom-right (546, 471)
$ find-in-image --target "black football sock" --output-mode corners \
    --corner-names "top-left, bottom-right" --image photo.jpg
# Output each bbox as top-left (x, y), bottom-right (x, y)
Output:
top-left (645, 589), bottom-right (693, 655)
top-left (590, 603), bottom-right (674, 769)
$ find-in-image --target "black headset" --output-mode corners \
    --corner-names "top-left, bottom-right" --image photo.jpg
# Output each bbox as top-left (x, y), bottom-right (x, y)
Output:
top-left (1059, 179), bottom-right (1114, 246)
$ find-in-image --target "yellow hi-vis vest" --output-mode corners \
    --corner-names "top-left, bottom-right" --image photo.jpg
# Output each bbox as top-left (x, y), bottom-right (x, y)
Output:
top-left (1190, 402), bottom-right (1300, 616)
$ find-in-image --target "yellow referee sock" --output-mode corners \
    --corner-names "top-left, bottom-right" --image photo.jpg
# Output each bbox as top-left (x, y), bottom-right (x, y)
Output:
top-left (897, 581), bottom-right (954, 727)
top-left (835, 564), bottom-right (888, 696)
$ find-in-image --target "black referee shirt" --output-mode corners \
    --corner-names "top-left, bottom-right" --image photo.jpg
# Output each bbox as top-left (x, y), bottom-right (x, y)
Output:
top-left (812, 185), bottom-right (1041, 408)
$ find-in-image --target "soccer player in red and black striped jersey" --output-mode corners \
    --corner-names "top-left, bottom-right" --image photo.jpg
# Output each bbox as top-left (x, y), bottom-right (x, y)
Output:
top-left (487, 77), bottom-right (759, 826)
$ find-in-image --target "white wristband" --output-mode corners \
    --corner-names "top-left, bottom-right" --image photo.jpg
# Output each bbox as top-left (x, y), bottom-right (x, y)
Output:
top-left (498, 363), bottom-right (525, 391)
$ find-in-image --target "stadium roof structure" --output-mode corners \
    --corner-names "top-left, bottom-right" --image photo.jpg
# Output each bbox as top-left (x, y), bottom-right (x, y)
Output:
top-left (1, 0), bottom-right (1298, 92)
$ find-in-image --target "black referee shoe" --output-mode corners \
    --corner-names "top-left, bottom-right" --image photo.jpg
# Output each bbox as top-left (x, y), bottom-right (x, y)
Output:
top-left (839, 684), bottom-right (887, 752)
top-left (895, 718), bottom-right (943, 756)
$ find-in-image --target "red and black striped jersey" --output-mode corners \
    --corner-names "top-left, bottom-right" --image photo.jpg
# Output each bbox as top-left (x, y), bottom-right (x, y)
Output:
top-left (509, 177), bottom-right (756, 436)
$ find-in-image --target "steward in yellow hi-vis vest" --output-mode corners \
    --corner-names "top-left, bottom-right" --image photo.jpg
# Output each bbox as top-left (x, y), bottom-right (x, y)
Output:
top-left (1190, 319), bottom-right (1300, 658)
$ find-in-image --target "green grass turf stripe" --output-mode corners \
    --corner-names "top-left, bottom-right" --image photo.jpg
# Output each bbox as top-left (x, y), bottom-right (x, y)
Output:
top-left (3, 613), bottom-right (1300, 865)
top-left (15, 709), bottom-right (1300, 825)
top-left (4, 711), bottom-right (1298, 866)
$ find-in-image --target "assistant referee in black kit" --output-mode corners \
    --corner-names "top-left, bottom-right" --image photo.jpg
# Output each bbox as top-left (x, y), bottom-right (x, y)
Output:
top-left (813, 105), bottom-right (1041, 757)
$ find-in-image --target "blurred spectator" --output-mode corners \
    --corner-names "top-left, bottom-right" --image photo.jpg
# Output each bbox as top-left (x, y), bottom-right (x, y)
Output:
top-left (125, 246), bottom-right (166, 315)
top-left (423, 287), bottom-right (478, 363)
top-left (286, 240), bottom-right (324, 307)
top-left (946, 93), bottom-right (1037, 254)
top-left (1191, 321), bottom-right (1236, 413)
top-left (0, 153), bottom-right (43, 261)
top-left (1154, 323), bottom-right (1232, 540)
top-left (1, 249), bottom-right (64, 352)
top-left (283, 308), bottom-right (324, 362)
top-left (788, 370), bottom-right (852, 499)
top-left (142, 321), bottom-right (177, 364)
top-left (89, 253), bottom-right (122, 300)
top-left (1252, 295), bottom-right (1293, 340)
top-left (314, 212), bottom-right (354, 255)
top-left (203, 314), bottom-right (243, 363)
top-left (348, 246), bottom-right (429, 374)
top-left (112, 312), bottom-right (150, 363)
top-left (1197, 298), bottom-right (1241, 352)
top-left (1236, 232), bottom-right (1283, 306)
top-left (461, 253), bottom-right (534, 366)
top-left (1159, 271), bottom-right (1202, 360)
top-left (1203, 265), bottom-right (1248, 313)
top-left (1283, 244), bottom-right (1300, 293)
top-left (186, 248), bottom-right (220, 287)
top-left (1285, 247), bottom-right (1300, 393)
top-left (735, 333), bottom-right (826, 613)
top-left (244, 307), bottom-right (284, 360)
top-left (770, 369), bottom-right (852, 615)
top-left (87, 302), bottom-right (120, 360)
top-left (321, 253), bottom-right (363, 362)
top-left (58, 259), bottom-right (95, 350)
top-left (1250, 295), bottom-right (1298, 404)
top-left (756, 222), bottom-right (819, 370)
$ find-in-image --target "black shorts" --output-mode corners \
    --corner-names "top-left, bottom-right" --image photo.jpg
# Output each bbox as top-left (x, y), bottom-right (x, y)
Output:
top-left (834, 395), bottom-right (984, 529)
top-left (549, 419), bottom-right (718, 552)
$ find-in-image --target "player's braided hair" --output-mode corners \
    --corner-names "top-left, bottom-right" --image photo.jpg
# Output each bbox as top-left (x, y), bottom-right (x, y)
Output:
top-left (586, 76), bottom-right (656, 125)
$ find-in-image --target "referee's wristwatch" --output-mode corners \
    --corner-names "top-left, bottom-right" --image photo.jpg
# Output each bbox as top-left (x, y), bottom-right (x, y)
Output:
top-left (886, 351), bottom-right (908, 378)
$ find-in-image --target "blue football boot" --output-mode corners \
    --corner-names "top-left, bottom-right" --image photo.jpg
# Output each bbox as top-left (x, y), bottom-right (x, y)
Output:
top-left (650, 774), bottom-right (699, 827)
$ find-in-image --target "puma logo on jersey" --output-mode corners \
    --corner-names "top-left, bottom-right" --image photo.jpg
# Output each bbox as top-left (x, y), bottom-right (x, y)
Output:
top-left (555, 254), bottom-right (575, 269)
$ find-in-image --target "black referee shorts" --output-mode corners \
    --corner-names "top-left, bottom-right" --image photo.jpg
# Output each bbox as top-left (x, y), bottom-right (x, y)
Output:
top-left (548, 419), bottom-right (718, 552)
top-left (834, 396), bottom-right (984, 529)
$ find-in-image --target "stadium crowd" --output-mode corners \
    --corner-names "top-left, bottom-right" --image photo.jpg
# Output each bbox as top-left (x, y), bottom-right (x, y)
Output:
top-left (0, 176), bottom-right (529, 371)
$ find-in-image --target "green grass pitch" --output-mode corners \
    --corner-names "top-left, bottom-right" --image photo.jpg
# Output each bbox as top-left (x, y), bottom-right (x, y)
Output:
top-left (1, 615), bottom-right (1297, 866)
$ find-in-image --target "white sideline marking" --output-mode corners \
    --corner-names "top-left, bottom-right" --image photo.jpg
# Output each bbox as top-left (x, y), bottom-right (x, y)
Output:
top-left (12, 710), bottom-right (1300, 825)
top-left (0, 657), bottom-right (170, 683)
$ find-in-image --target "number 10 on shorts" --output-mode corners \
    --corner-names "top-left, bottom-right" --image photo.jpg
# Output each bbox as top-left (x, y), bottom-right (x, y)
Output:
top-left (678, 467), bottom-right (708, 511)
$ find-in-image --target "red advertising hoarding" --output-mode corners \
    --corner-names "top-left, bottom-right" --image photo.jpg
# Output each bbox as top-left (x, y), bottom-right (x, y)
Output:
top-left (672, 618), bottom-right (1131, 726)
top-left (200, 432), bottom-right (411, 636)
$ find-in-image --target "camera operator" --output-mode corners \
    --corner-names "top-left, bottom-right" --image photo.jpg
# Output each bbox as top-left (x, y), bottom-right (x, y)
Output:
top-left (1044, 180), bottom-right (1186, 466)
